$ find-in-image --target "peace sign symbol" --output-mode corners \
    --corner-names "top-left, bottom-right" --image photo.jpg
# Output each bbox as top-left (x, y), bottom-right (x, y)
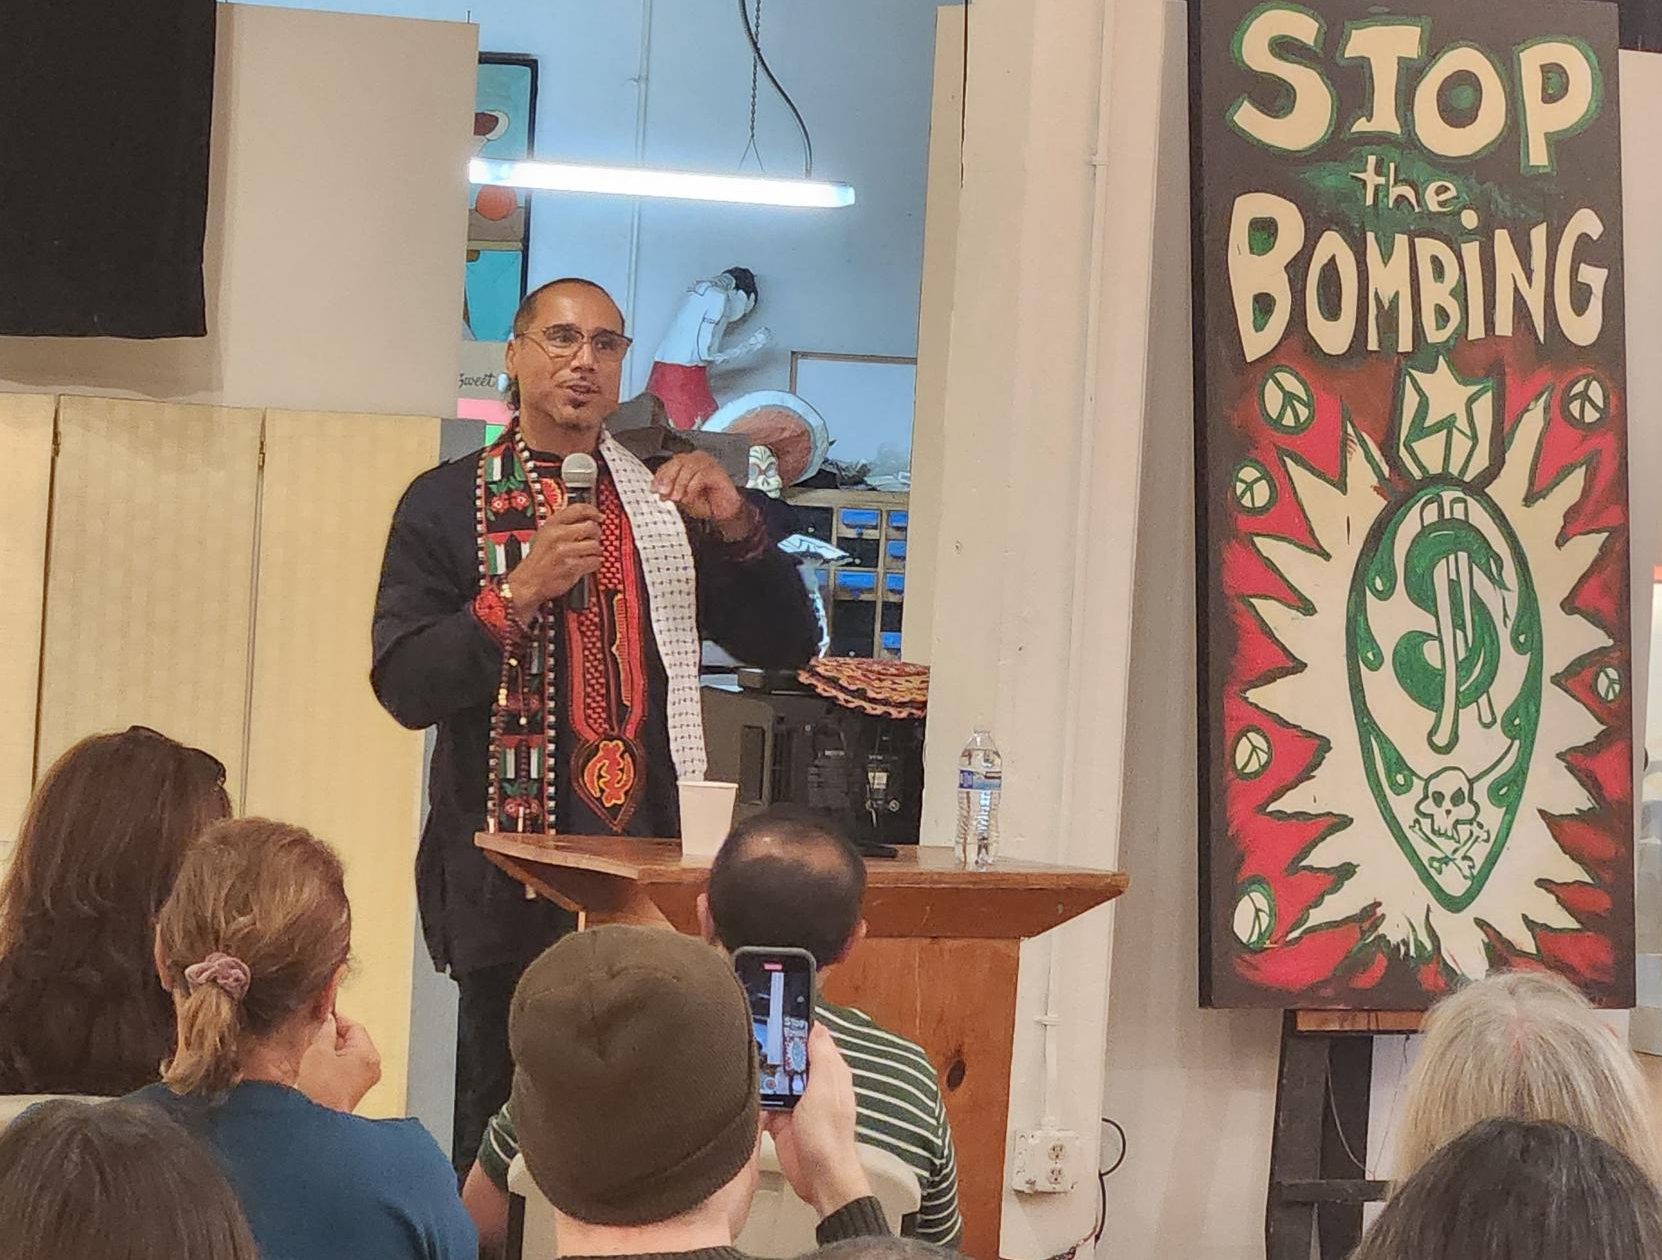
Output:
top-left (1233, 727), bottom-right (1273, 779)
top-left (1232, 460), bottom-right (1276, 515)
top-left (1233, 879), bottom-right (1275, 951)
top-left (1563, 374), bottom-right (1608, 429)
top-left (1595, 665), bottom-right (1622, 703)
top-left (1259, 365), bottom-right (1314, 435)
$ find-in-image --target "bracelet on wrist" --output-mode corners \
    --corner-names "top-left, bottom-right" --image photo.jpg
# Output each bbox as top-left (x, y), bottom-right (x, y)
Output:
top-left (500, 578), bottom-right (534, 632)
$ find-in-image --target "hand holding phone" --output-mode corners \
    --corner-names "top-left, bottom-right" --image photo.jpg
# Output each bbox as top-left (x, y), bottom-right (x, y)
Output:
top-left (734, 946), bottom-right (816, 1111)
top-left (764, 1023), bottom-right (873, 1218)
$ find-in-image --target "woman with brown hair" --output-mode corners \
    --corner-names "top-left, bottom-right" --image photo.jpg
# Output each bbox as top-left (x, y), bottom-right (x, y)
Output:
top-left (0, 726), bottom-right (230, 1095)
top-left (0, 1097), bottom-right (259, 1260)
top-left (130, 817), bottom-right (474, 1260)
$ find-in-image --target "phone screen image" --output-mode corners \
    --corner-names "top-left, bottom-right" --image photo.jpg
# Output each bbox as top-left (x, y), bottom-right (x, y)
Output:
top-left (734, 948), bottom-right (814, 1110)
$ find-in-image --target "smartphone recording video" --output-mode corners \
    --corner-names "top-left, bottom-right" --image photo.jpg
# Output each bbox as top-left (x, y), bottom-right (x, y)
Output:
top-left (733, 946), bottom-right (816, 1111)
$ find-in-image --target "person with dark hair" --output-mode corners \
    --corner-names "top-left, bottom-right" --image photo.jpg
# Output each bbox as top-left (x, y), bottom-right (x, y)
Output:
top-left (505, 925), bottom-right (888, 1260)
top-left (708, 807), bottom-right (870, 966)
top-left (466, 808), bottom-right (962, 1253)
top-left (0, 726), bottom-right (230, 1096)
top-left (0, 1098), bottom-right (260, 1260)
top-left (372, 276), bottom-right (817, 1174)
top-left (129, 818), bottom-right (475, 1260)
top-left (1354, 1117), bottom-right (1662, 1260)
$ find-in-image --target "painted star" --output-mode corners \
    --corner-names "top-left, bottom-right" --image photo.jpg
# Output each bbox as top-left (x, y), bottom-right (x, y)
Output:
top-left (1397, 356), bottom-right (1496, 484)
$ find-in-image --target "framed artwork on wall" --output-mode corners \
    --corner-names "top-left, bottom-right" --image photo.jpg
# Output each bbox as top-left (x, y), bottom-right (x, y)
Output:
top-left (1190, 0), bottom-right (1632, 1008)
top-left (466, 53), bottom-right (537, 344)
top-left (789, 352), bottom-right (917, 485)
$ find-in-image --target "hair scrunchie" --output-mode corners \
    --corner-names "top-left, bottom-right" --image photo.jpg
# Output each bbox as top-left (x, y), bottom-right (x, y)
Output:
top-left (184, 952), bottom-right (252, 1002)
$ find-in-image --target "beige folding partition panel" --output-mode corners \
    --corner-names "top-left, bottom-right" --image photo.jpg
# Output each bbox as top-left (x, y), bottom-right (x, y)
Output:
top-left (0, 396), bottom-right (55, 850)
top-left (243, 409), bottom-right (439, 1117)
top-left (36, 397), bottom-right (263, 796)
top-left (3, 394), bottom-right (440, 1115)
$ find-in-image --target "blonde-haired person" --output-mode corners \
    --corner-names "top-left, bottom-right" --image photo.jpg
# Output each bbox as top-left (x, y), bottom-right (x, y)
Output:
top-left (127, 818), bottom-right (475, 1260)
top-left (1395, 969), bottom-right (1660, 1183)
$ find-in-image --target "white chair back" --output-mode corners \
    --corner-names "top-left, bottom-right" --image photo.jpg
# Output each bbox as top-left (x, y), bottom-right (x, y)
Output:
top-left (507, 1152), bottom-right (560, 1260)
top-left (0, 1094), bottom-right (105, 1129)
top-left (735, 1134), bottom-right (921, 1259)
top-left (505, 1136), bottom-right (921, 1260)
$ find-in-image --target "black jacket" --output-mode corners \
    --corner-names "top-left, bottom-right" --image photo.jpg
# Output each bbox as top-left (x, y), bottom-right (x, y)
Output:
top-left (370, 450), bottom-right (817, 974)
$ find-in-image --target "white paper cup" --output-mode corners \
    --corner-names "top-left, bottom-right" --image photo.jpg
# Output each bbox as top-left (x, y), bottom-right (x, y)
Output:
top-left (678, 779), bottom-right (739, 859)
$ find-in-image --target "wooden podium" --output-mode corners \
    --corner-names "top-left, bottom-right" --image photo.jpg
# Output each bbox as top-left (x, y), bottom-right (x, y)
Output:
top-left (477, 832), bottom-right (1128, 1259)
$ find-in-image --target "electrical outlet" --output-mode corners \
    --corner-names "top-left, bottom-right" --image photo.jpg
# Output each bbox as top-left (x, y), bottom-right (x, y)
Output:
top-left (1010, 1127), bottom-right (1082, 1195)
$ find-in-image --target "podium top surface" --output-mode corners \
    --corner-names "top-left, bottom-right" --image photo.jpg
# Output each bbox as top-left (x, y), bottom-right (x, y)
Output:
top-left (475, 833), bottom-right (1128, 940)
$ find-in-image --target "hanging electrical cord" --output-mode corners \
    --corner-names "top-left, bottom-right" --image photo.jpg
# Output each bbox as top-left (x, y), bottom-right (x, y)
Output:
top-left (1094, 1118), bottom-right (1128, 1245)
top-left (738, 0), bottom-right (766, 171)
top-left (736, 0), bottom-right (814, 176)
top-left (1325, 1068), bottom-right (1368, 1173)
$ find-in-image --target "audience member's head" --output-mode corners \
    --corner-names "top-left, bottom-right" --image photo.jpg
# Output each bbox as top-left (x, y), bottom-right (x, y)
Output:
top-left (510, 926), bottom-right (762, 1235)
top-left (508, 923), bottom-right (871, 1253)
top-left (811, 1237), bottom-right (960, 1260)
top-left (1395, 969), bottom-right (1659, 1181)
top-left (0, 1098), bottom-right (259, 1260)
top-left (1356, 1118), bottom-right (1662, 1260)
top-left (0, 726), bottom-right (230, 1094)
top-left (154, 818), bottom-right (351, 1097)
top-left (704, 807), bottom-right (867, 967)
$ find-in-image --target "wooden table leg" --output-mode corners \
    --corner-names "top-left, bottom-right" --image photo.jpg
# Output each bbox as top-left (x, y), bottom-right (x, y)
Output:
top-left (823, 937), bottom-right (1019, 1260)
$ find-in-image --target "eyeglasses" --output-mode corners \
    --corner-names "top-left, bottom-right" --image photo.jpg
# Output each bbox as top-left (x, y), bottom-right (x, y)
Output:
top-left (127, 724), bottom-right (228, 789)
top-left (520, 324), bottom-right (633, 364)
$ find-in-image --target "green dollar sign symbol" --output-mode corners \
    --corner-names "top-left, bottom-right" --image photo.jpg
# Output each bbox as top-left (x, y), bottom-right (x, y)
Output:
top-left (1391, 495), bottom-right (1507, 755)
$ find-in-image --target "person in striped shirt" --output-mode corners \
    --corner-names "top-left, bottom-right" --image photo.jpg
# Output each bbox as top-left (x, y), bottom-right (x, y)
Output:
top-left (463, 808), bottom-right (962, 1255)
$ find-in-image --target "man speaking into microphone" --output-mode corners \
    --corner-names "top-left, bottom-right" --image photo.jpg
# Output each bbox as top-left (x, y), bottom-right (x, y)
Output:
top-left (370, 277), bottom-right (817, 1173)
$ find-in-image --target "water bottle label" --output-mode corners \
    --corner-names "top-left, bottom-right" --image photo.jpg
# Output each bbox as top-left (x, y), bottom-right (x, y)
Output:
top-left (958, 769), bottom-right (1002, 792)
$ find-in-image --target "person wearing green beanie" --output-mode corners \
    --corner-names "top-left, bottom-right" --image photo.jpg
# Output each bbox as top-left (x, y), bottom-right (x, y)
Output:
top-left (508, 924), bottom-right (889, 1259)
top-left (468, 812), bottom-right (962, 1254)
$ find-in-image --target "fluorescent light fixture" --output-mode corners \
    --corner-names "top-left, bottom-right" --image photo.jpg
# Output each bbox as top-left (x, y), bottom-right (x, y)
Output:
top-left (469, 158), bottom-right (855, 209)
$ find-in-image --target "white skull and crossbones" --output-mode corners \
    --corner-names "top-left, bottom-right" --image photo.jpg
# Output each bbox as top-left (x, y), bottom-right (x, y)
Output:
top-left (1416, 767), bottom-right (1478, 843)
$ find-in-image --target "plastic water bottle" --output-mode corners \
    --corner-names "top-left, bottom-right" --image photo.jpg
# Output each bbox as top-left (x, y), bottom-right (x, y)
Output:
top-left (955, 729), bottom-right (1002, 868)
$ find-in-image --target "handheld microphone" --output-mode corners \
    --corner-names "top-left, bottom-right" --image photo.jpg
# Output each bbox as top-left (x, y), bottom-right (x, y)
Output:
top-left (561, 452), bottom-right (598, 613)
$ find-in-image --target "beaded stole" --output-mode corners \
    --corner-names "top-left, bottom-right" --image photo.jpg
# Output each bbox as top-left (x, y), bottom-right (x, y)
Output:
top-left (478, 427), bottom-right (547, 833)
top-left (478, 423), bottom-right (707, 834)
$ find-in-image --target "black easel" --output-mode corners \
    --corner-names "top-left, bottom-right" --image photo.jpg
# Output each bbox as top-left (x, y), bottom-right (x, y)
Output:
top-left (1265, 1012), bottom-right (1407, 1260)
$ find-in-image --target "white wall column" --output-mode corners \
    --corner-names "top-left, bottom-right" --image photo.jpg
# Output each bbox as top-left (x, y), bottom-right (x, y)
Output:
top-left (913, 0), bottom-right (1167, 1252)
top-left (1094, 8), bottom-right (1285, 1256)
top-left (1622, 50), bottom-right (1662, 1055)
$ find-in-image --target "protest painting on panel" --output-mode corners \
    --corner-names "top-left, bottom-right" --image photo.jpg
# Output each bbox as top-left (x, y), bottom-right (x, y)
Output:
top-left (1191, 0), bottom-right (1633, 1007)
